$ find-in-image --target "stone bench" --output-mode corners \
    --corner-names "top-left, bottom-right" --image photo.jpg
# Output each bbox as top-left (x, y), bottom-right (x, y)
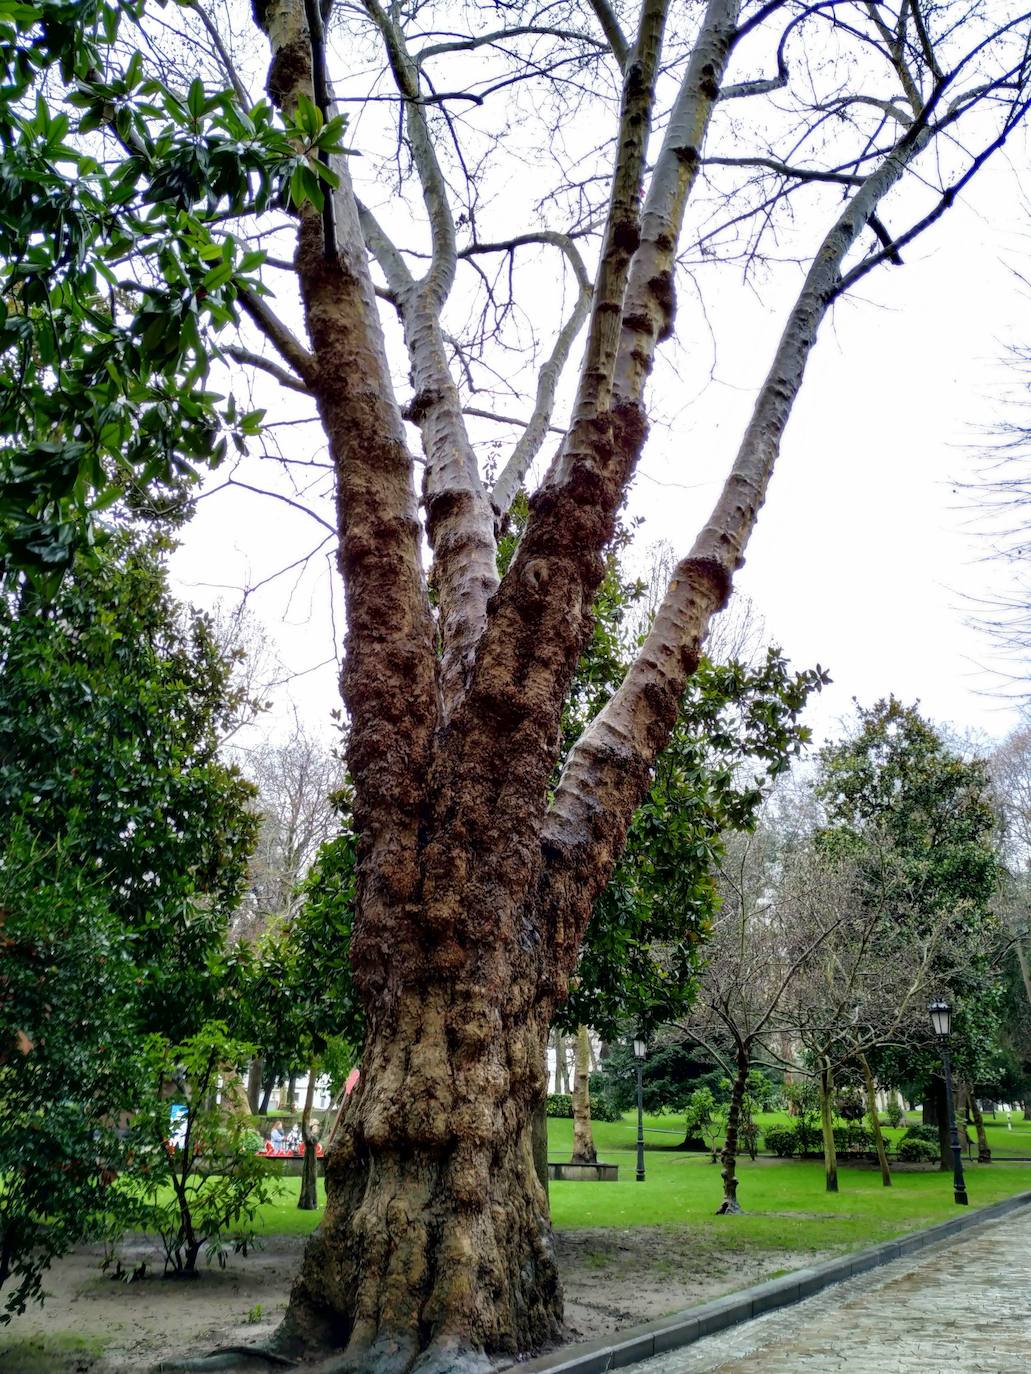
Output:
top-left (547, 1160), bottom-right (619, 1182)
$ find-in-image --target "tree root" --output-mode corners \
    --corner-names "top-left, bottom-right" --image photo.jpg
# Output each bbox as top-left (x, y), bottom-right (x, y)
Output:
top-left (153, 1336), bottom-right (496, 1374)
top-left (715, 1198), bottom-right (743, 1215)
top-left (154, 1346), bottom-right (298, 1372)
top-left (306, 1337), bottom-right (494, 1374)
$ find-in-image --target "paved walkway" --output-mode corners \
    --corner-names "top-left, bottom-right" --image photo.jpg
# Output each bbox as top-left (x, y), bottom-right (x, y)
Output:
top-left (626, 1208), bottom-right (1031, 1374)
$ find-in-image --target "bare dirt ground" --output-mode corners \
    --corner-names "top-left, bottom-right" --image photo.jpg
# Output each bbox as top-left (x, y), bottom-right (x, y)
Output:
top-left (0, 1231), bottom-right (834, 1372)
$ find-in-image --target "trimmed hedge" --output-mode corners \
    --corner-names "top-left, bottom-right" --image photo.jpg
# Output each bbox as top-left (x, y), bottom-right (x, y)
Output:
top-left (897, 1136), bottom-right (940, 1163)
top-left (763, 1124), bottom-right (798, 1157)
top-left (763, 1121), bottom-right (874, 1157)
top-left (833, 1124), bottom-right (874, 1155)
top-left (900, 1123), bottom-right (940, 1145)
top-left (545, 1093), bottom-right (623, 1122)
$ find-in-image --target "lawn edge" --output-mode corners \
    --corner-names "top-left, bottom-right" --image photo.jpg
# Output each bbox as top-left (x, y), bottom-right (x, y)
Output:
top-left (511, 1189), bottom-right (1031, 1374)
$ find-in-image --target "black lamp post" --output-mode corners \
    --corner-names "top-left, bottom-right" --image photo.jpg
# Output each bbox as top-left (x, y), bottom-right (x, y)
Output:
top-left (928, 999), bottom-right (968, 1206)
top-left (633, 1035), bottom-right (647, 1183)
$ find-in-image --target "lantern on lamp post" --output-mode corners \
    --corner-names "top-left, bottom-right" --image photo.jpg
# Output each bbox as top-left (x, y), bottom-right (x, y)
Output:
top-left (928, 999), bottom-right (968, 1206)
top-left (633, 1035), bottom-right (647, 1183)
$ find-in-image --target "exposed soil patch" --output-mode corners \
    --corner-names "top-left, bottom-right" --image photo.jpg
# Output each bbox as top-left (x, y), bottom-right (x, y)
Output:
top-left (556, 1227), bottom-right (833, 1339)
top-left (0, 1230), bottom-right (835, 1371)
top-left (0, 1236), bottom-right (299, 1373)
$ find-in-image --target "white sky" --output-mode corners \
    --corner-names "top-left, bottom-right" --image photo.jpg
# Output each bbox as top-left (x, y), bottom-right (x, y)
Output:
top-left (168, 7), bottom-right (1031, 758)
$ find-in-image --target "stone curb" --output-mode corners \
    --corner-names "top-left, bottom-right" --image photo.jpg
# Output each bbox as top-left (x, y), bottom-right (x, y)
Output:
top-left (515, 1189), bottom-right (1031, 1374)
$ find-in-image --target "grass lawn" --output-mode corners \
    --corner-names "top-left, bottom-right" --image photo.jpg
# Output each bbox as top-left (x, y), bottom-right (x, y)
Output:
top-left (247, 1112), bottom-right (1031, 1263)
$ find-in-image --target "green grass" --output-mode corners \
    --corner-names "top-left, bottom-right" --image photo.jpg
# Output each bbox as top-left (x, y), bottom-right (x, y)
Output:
top-left (0, 1333), bottom-right (109, 1372)
top-left (243, 1113), bottom-right (1031, 1263)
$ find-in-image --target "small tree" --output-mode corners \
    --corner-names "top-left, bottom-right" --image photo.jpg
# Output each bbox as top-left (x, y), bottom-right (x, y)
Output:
top-left (677, 821), bottom-right (846, 1213)
top-left (129, 1024), bottom-right (275, 1276)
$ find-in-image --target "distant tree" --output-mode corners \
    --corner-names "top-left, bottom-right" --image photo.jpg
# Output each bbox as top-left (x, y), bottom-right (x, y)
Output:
top-left (233, 726), bottom-right (345, 942)
top-left (561, 651), bottom-right (827, 1040)
top-left (677, 823), bottom-right (847, 1212)
top-left (814, 699), bottom-right (1003, 1175)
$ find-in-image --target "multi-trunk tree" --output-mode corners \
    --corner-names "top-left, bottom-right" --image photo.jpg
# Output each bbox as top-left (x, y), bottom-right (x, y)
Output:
top-left (5, 3), bottom-right (1031, 1370)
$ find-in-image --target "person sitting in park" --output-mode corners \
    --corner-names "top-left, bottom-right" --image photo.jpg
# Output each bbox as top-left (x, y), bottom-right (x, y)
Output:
top-left (269, 1121), bottom-right (286, 1152)
top-left (286, 1123), bottom-right (302, 1152)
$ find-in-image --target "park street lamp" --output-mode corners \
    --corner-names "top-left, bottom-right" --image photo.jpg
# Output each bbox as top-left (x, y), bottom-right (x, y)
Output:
top-left (633, 1035), bottom-right (647, 1183)
top-left (928, 999), bottom-right (969, 1206)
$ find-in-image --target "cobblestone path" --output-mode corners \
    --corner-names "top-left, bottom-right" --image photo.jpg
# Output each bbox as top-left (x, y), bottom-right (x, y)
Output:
top-left (627, 1208), bottom-right (1031, 1374)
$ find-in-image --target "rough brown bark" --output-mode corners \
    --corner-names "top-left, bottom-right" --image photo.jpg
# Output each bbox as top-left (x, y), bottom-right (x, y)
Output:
top-left (715, 1052), bottom-right (749, 1214)
top-left (281, 999), bottom-right (561, 1372)
top-left (858, 1053), bottom-right (892, 1188)
top-left (570, 1025), bottom-right (597, 1164)
top-left (819, 1063), bottom-right (838, 1194)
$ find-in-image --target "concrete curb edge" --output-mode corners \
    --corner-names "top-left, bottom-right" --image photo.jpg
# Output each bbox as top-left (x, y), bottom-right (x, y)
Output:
top-left (513, 1189), bottom-right (1031, 1374)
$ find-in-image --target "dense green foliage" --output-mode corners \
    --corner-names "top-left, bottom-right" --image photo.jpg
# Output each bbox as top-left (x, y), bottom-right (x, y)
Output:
top-left (0, 537), bottom-right (256, 1033)
top-left (545, 1093), bottom-right (622, 1123)
top-left (817, 699), bottom-right (1004, 1100)
top-left (0, 1), bottom-right (343, 590)
top-left (0, 538), bottom-right (257, 1316)
top-left (0, 839), bottom-right (140, 1320)
top-left (565, 652), bottom-right (828, 1037)
top-left (896, 1136), bottom-right (940, 1163)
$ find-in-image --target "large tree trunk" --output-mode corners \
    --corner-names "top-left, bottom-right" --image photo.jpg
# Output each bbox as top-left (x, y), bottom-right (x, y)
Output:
top-left (298, 1066), bottom-right (319, 1211)
top-left (819, 1062), bottom-right (838, 1193)
top-left (532, 1099), bottom-right (550, 1199)
top-left (279, 997), bottom-right (562, 1372)
top-left (238, 2), bottom-right (981, 1368)
top-left (246, 1060), bottom-right (263, 1115)
top-left (716, 1051), bottom-right (749, 1215)
top-left (965, 1082), bottom-right (991, 1163)
top-left (858, 1053), bottom-right (891, 1188)
top-left (570, 1025), bottom-right (597, 1164)
top-left (553, 1030), bottom-right (570, 1095)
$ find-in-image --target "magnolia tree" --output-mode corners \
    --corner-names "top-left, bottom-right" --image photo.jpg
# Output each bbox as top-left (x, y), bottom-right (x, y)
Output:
top-left (4, 2), bottom-right (1031, 1370)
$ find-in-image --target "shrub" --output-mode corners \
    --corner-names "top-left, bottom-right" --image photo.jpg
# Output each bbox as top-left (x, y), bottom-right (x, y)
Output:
top-left (901, 1123), bottom-right (940, 1145)
top-left (897, 1136), bottom-right (940, 1163)
top-left (833, 1124), bottom-right (873, 1155)
top-left (546, 1094), bottom-right (573, 1118)
top-left (884, 1100), bottom-right (906, 1129)
top-left (546, 1092), bottom-right (621, 1121)
top-left (763, 1124), bottom-right (798, 1157)
top-left (589, 1095), bottom-right (624, 1123)
top-left (127, 1024), bottom-right (276, 1276)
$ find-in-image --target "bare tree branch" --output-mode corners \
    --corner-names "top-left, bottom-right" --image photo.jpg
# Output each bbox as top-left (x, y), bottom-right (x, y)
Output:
top-left (237, 286), bottom-right (319, 388)
top-left (224, 344), bottom-right (314, 394)
top-left (586, 0), bottom-right (630, 70)
top-left (192, 0), bottom-right (254, 109)
top-left (491, 233), bottom-right (593, 520)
